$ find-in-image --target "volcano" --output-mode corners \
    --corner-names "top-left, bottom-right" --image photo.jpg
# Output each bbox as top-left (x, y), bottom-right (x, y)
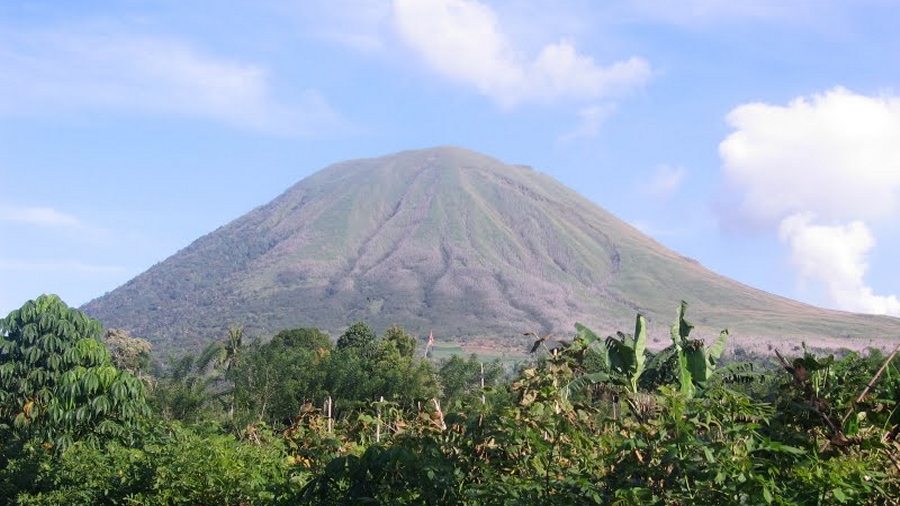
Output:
top-left (82, 146), bottom-right (900, 353)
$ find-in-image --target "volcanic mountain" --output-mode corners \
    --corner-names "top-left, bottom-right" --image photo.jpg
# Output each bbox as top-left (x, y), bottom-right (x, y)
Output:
top-left (83, 146), bottom-right (900, 353)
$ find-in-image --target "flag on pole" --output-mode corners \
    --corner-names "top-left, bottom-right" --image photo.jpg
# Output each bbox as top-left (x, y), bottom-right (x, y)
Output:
top-left (425, 330), bottom-right (434, 358)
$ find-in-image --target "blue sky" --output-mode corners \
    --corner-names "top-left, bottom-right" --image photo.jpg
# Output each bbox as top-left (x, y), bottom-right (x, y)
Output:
top-left (2, 0), bottom-right (900, 320)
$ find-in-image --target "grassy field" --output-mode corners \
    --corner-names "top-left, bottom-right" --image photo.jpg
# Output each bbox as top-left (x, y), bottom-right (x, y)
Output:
top-left (425, 340), bottom-right (530, 370)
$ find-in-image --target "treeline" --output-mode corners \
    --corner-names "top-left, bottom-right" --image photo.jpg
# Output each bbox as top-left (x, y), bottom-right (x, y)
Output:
top-left (1, 295), bottom-right (899, 505)
top-left (150, 322), bottom-right (499, 429)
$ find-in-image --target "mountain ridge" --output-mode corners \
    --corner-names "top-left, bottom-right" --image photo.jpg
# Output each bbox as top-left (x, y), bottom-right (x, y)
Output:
top-left (82, 146), bottom-right (900, 353)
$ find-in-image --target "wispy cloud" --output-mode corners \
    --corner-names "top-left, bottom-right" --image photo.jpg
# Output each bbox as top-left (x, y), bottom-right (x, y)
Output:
top-left (0, 259), bottom-right (126, 275)
top-left (299, 1), bottom-right (392, 52)
top-left (0, 28), bottom-right (341, 135)
top-left (391, 0), bottom-right (652, 108)
top-left (0, 205), bottom-right (83, 229)
top-left (623, 0), bottom-right (805, 25)
top-left (595, 0), bottom-right (899, 39)
top-left (557, 103), bottom-right (616, 143)
top-left (641, 164), bottom-right (686, 198)
top-left (0, 204), bottom-right (112, 239)
top-left (719, 87), bottom-right (900, 315)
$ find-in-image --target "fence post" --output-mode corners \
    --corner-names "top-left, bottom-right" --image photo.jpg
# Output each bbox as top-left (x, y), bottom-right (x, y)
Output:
top-left (376, 395), bottom-right (384, 443)
top-left (481, 362), bottom-right (486, 405)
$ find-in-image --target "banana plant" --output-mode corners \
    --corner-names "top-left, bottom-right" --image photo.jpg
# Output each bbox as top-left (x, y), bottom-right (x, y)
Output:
top-left (670, 301), bottom-right (697, 398)
top-left (670, 301), bottom-right (753, 398)
top-left (569, 303), bottom-right (751, 401)
top-left (561, 323), bottom-right (611, 399)
top-left (570, 313), bottom-right (648, 395)
top-left (606, 313), bottom-right (649, 394)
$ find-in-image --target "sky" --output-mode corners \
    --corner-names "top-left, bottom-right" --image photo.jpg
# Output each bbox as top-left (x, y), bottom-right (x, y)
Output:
top-left (2, 0), bottom-right (900, 320)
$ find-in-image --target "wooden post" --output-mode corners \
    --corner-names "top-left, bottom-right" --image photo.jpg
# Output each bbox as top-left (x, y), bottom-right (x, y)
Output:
top-left (432, 398), bottom-right (446, 431)
top-left (326, 396), bottom-right (333, 434)
top-left (480, 362), bottom-right (486, 405)
top-left (376, 396), bottom-right (384, 443)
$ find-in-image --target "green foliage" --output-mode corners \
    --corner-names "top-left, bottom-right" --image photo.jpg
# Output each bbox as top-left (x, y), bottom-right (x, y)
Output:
top-left (336, 321), bottom-right (377, 358)
top-left (149, 327), bottom-right (251, 425)
top-left (0, 295), bottom-right (149, 449)
top-left (438, 354), bottom-right (505, 408)
top-left (8, 336), bottom-right (900, 505)
top-left (5, 422), bottom-right (296, 506)
top-left (226, 324), bottom-right (438, 429)
top-left (605, 313), bottom-right (648, 394)
top-left (569, 313), bottom-right (650, 405)
top-left (229, 332), bottom-right (331, 427)
top-left (5, 298), bottom-right (900, 504)
top-left (299, 443), bottom-right (459, 505)
top-left (102, 329), bottom-right (152, 376)
top-left (670, 299), bottom-right (698, 398)
top-left (149, 353), bottom-right (218, 423)
top-left (666, 301), bottom-right (755, 398)
top-left (380, 324), bottom-right (417, 359)
top-left (270, 327), bottom-right (331, 353)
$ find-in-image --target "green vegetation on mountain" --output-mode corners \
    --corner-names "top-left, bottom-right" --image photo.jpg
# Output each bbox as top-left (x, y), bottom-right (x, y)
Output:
top-left (3, 296), bottom-right (899, 504)
top-left (80, 146), bottom-right (900, 355)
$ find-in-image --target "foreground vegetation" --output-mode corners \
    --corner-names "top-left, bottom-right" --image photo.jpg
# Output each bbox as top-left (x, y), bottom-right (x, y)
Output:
top-left (2, 295), bottom-right (899, 505)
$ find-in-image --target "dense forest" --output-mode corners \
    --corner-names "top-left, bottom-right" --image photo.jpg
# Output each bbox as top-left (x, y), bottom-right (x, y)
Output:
top-left (2, 295), bottom-right (899, 505)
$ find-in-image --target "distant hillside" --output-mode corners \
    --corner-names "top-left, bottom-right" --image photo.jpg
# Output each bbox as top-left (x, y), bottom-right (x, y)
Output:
top-left (82, 146), bottom-right (900, 354)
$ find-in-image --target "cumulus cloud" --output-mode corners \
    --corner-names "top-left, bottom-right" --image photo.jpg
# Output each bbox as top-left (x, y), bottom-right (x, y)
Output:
top-left (0, 29), bottom-right (340, 134)
top-left (779, 215), bottom-right (900, 315)
top-left (721, 87), bottom-right (900, 227)
top-left (720, 87), bottom-right (900, 315)
top-left (391, 0), bottom-right (652, 107)
top-left (642, 164), bottom-right (686, 198)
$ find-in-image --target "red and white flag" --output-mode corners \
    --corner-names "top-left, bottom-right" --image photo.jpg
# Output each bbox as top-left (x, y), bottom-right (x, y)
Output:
top-left (427, 330), bottom-right (434, 348)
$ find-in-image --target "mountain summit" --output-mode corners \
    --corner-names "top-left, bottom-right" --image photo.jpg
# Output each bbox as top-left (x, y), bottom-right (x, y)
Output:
top-left (83, 146), bottom-right (900, 352)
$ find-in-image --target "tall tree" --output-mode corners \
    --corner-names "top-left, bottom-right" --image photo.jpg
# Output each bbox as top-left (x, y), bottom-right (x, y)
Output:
top-left (270, 327), bottom-right (331, 353)
top-left (0, 295), bottom-right (148, 448)
top-left (336, 322), bottom-right (377, 358)
top-left (380, 324), bottom-right (417, 359)
top-left (102, 328), bottom-right (152, 376)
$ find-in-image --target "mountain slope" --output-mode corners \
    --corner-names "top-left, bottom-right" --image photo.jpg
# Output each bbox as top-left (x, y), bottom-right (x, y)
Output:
top-left (82, 146), bottom-right (900, 353)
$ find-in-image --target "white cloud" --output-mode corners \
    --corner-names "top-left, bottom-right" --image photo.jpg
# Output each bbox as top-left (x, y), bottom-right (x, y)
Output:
top-left (0, 204), bottom-right (112, 240)
top-left (616, 0), bottom-right (881, 27)
top-left (0, 259), bottom-right (126, 275)
top-left (302, 1), bottom-right (392, 52)
top-left (623, 0), bottom-right (806, 25)
top-left (623, 0), bottom-right (900, 29)
top-left (0, 205), bottom-right (83, 229)
top-left (720, 87), bottom-right (900, 315)
top-left (779, 214), bottom-right (900, 316)
top-left (642, 164), bottom-right (686, 198)
top-left (557, 103), bottom-right (616, 143)
top-left (391, 0), bottom-right (652, 107)
top-left (0, 29), bottom-right (341, 134)
top-left (720, 87), bottom-right (900, 226)
top-left (629, 220), bottom-right (679, 239)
